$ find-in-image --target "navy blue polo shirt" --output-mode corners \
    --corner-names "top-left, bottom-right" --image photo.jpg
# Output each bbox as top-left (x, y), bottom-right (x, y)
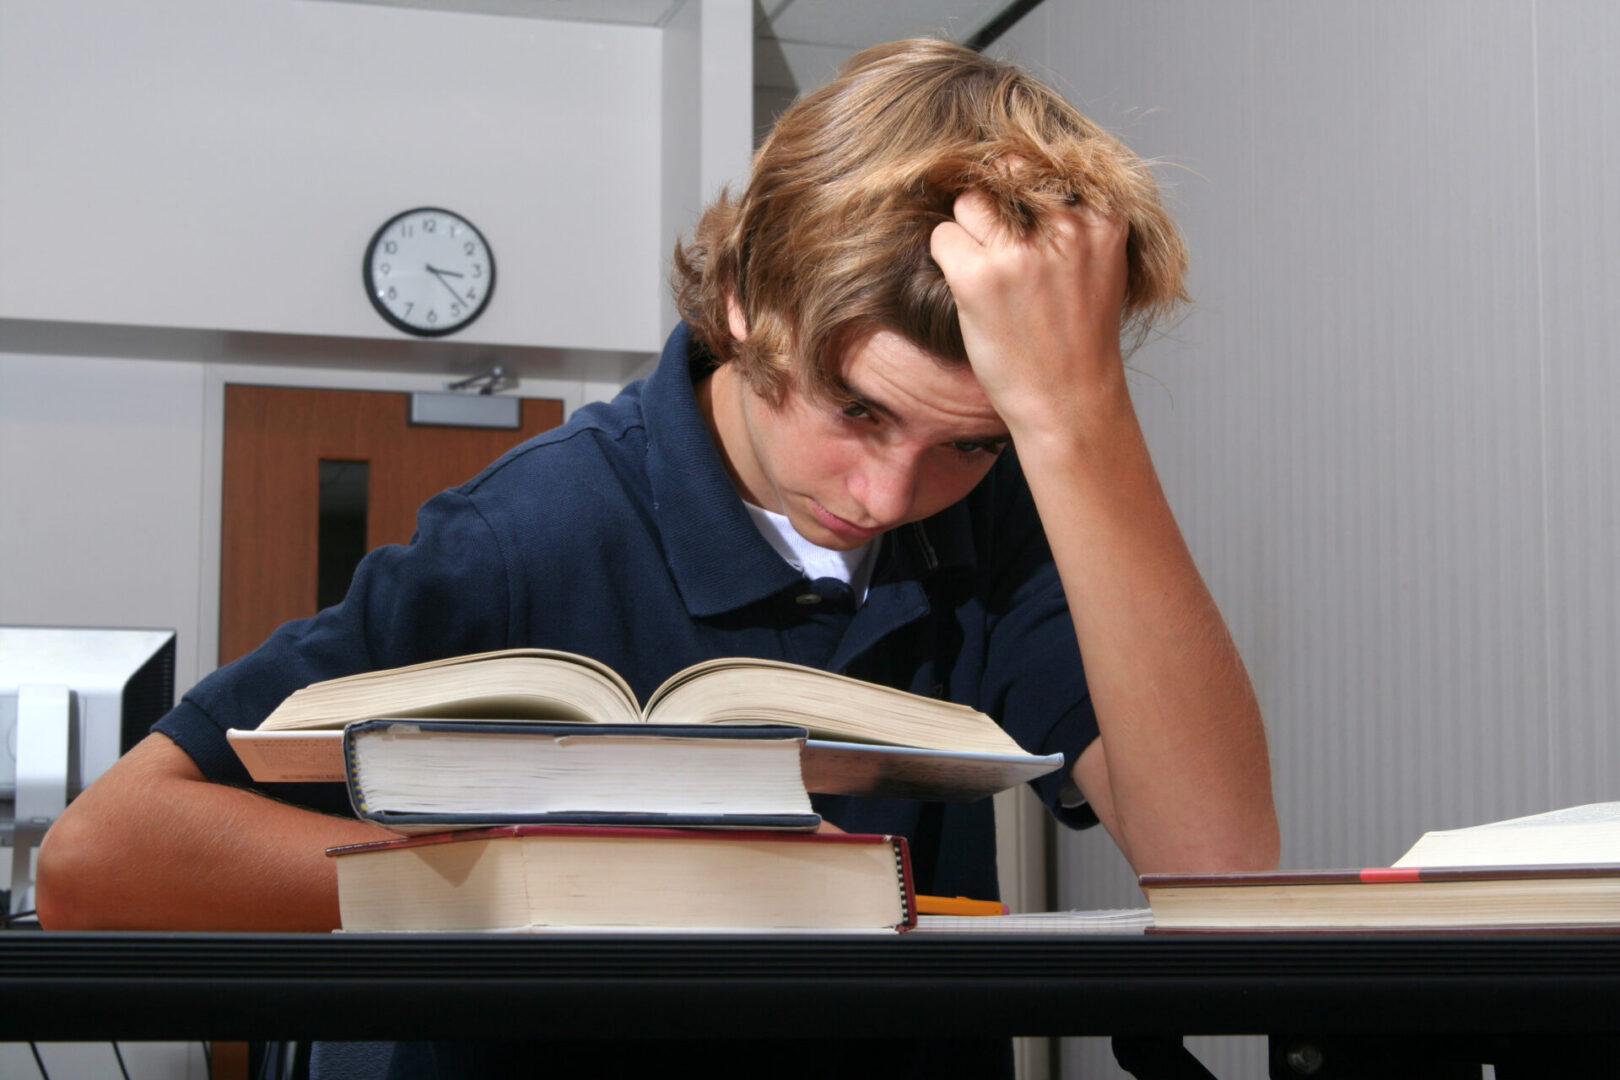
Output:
top-left (159, 324), bottom-right (1099, 898)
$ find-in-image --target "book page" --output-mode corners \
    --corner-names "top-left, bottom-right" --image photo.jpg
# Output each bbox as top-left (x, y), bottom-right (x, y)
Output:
top-left (912, 909), bottom-right (1152, 935)
top-left (1444, 802), bottom-right (1620, 830)
top-left (1393, 802), bottom-right (1620, 868)
top-left (227, 728), bottom-right (345, 783)
top-left (800, 740), bottom-right (1062, 801)
top-left (263, 650), bottom-right (640, 731)
top-left (643, 660), bottom-right (1025, 756)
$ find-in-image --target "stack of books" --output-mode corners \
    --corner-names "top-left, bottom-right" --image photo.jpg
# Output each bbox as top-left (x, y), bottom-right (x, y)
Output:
top-left (231, 649), bottom-right (1064, 934)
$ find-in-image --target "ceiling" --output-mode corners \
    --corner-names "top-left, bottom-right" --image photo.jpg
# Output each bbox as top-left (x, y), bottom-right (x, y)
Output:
top-left (321, 1), bottom-right (1020, 92)
top-left (755, 0), bottom-right (1012, 51)
top-left (322, 0), bottom-right (1011, 39)
top-left (319, 0), bottom-right (1024, 136)
top-left (753, 0), bottom-right (1013, 94)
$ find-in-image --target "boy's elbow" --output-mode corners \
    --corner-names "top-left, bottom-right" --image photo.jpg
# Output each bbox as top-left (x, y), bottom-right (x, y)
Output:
top-left (34, 732), bottom-right (204, 929)
top-left (34, 809), bottom-right (104, 929)
top-left (1134, 821), bottom-right (1281, 878)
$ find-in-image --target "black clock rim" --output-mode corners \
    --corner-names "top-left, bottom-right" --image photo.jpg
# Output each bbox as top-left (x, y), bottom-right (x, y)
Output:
top-left (363, 206), bottom-right (497, 339)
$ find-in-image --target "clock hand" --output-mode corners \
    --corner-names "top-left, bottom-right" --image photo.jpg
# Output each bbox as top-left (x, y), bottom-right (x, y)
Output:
top-left (425, 264), bottom-right (467, 305)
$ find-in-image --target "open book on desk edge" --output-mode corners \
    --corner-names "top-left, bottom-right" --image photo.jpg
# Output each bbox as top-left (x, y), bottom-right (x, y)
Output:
top-left (228, 647), bottom-right (1063, 802)
top-left (1137, 802), bottom-right (1620, 933)
top-left (231, 727), bottom-right (1061, 802)
top-left (1393, 801), bottom-right (1620, 869)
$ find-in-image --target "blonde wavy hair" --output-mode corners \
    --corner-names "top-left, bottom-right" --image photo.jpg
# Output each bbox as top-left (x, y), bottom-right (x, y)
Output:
top-left (672, 38), bottom-right (1188, 403)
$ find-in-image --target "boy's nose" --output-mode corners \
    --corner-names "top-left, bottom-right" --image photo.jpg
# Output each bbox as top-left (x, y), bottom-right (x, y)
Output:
top-left (854, 453), bottom-right (921, 528)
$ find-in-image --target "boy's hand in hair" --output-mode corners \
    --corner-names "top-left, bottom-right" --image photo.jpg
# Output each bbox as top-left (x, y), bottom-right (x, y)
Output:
top-left (929, 187), bottom-right (1130, 443)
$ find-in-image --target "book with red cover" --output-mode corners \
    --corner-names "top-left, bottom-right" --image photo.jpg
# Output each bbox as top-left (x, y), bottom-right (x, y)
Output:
top-left (1140, 863), bottom-right (1620, 932)
top-left (329, 825), bottom-right (917, 934)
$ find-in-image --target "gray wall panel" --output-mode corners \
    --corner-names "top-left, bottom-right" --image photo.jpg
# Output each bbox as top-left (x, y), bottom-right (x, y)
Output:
top-left (1242, 0), bottom-right (1551, 851)
top-left (998, 2), bottom-right (1619, 1077)
top-left (1538, 1), bottom-right (1620, 810)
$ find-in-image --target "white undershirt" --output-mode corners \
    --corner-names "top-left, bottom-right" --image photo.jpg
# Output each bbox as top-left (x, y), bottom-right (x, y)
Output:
top-left (744, 502), bottom-right (881, 604)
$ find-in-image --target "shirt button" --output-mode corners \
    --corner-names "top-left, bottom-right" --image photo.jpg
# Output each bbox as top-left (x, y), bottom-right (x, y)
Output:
top-left (795, 593), bottom-right (823, 606)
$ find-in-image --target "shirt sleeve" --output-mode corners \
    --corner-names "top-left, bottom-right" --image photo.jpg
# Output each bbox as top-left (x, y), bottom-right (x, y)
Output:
top-left (154, 487), bottom-right (512, 788)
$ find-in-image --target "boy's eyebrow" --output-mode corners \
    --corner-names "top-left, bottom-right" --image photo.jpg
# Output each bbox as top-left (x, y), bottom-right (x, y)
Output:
top-left (836, 377), bottom-right (1012, 445)
top-left (836, 377), bottom-right (901, 421)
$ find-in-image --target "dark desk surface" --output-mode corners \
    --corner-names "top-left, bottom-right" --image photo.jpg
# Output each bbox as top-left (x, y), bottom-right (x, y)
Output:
top-left (4, 930), bottom-right (1618, 1042)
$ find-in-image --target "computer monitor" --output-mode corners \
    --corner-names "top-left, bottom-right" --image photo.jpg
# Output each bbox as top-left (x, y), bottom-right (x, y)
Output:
top-left (0, 625), bottom-right (176, 915)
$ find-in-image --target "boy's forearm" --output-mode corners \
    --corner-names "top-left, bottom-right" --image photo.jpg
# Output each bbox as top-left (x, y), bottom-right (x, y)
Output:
top-left (35, 733), bottom-right (394, 931)
top-left (1015, 388), bottom-right (1279, 876)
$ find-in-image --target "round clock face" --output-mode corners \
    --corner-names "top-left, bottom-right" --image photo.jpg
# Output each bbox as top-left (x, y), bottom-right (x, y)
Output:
top-left (363, 207), bottom-right (495, 337)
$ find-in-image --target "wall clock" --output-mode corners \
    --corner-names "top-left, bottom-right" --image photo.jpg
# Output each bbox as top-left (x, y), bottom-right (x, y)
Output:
top-left (363, 207), bottom-right (496, 337)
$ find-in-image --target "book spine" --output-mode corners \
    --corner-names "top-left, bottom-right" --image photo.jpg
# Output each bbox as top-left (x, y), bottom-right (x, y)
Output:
top-left (893, 836), bottom-right (917, 930)
top-left (342, 722), bottom-right (368, 818)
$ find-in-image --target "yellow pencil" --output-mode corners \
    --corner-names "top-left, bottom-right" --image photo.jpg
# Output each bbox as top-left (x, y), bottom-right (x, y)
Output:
top-left (915, 894), bottom-right (1008, 916)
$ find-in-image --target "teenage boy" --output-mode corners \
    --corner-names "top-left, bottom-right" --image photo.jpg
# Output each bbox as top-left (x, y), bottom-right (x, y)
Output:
top-left (38, 36), bottom-right (1277, 1078)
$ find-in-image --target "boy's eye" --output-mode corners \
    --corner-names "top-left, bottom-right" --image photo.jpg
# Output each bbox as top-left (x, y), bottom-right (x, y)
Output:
top-left (951, 440), bottom-right (1006, 456)
top-left (841, 400), bottom-right (871, 419)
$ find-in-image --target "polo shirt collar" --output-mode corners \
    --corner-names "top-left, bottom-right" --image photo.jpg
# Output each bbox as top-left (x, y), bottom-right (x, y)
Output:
top-left (642, 324), bottom-right (978, 618)
top-left (643, 325), bottom-right (803, 617)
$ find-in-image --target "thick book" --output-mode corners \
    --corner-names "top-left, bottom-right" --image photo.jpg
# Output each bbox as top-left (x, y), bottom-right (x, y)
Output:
top-left (227, 647), bottom-right (1063, 801)
top-left (328, 825), bottom-right (917, 933)
top-left (342, 720), bottom-right (820, 831)
top-left (1140, 864), bottom-right (1620, 932)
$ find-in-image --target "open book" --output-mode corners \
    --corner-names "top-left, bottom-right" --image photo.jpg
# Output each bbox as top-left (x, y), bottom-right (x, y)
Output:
top-left (1141, 802), bottom-right (1620, 932)
top-left (1393, 801), bottom-right (1620, 868)
top-left (1141, 864), bottom-right (1620, 932)
top-left (227, 648), bottom-right (1063, 801)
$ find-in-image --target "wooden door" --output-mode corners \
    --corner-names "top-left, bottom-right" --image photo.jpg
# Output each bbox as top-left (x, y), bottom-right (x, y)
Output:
top-left (219, 385), bottom-right (563, 665)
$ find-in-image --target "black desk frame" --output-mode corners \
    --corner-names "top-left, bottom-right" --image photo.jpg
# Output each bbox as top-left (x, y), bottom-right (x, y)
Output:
top-left (4, 932), bottom-right (1617, 1077)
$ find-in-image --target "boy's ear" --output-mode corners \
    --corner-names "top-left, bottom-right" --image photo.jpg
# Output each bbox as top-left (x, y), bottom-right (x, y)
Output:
top-left (725, 292), bottom-right (749, 343)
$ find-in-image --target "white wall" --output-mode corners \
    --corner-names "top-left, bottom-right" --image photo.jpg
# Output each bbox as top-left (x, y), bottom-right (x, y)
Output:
top-left (0, 354), bottom-right (209, 687)
top-left (998, 2), bottom-right (1620, 1077)
top-left (0, 335), bottom-right (646, 691)
top-left (660, 0), bottom-right (756, 330)
top-left (0, 0), bottom-right (666, 352)
top-left (0, 0), bottom-right (754, 694)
